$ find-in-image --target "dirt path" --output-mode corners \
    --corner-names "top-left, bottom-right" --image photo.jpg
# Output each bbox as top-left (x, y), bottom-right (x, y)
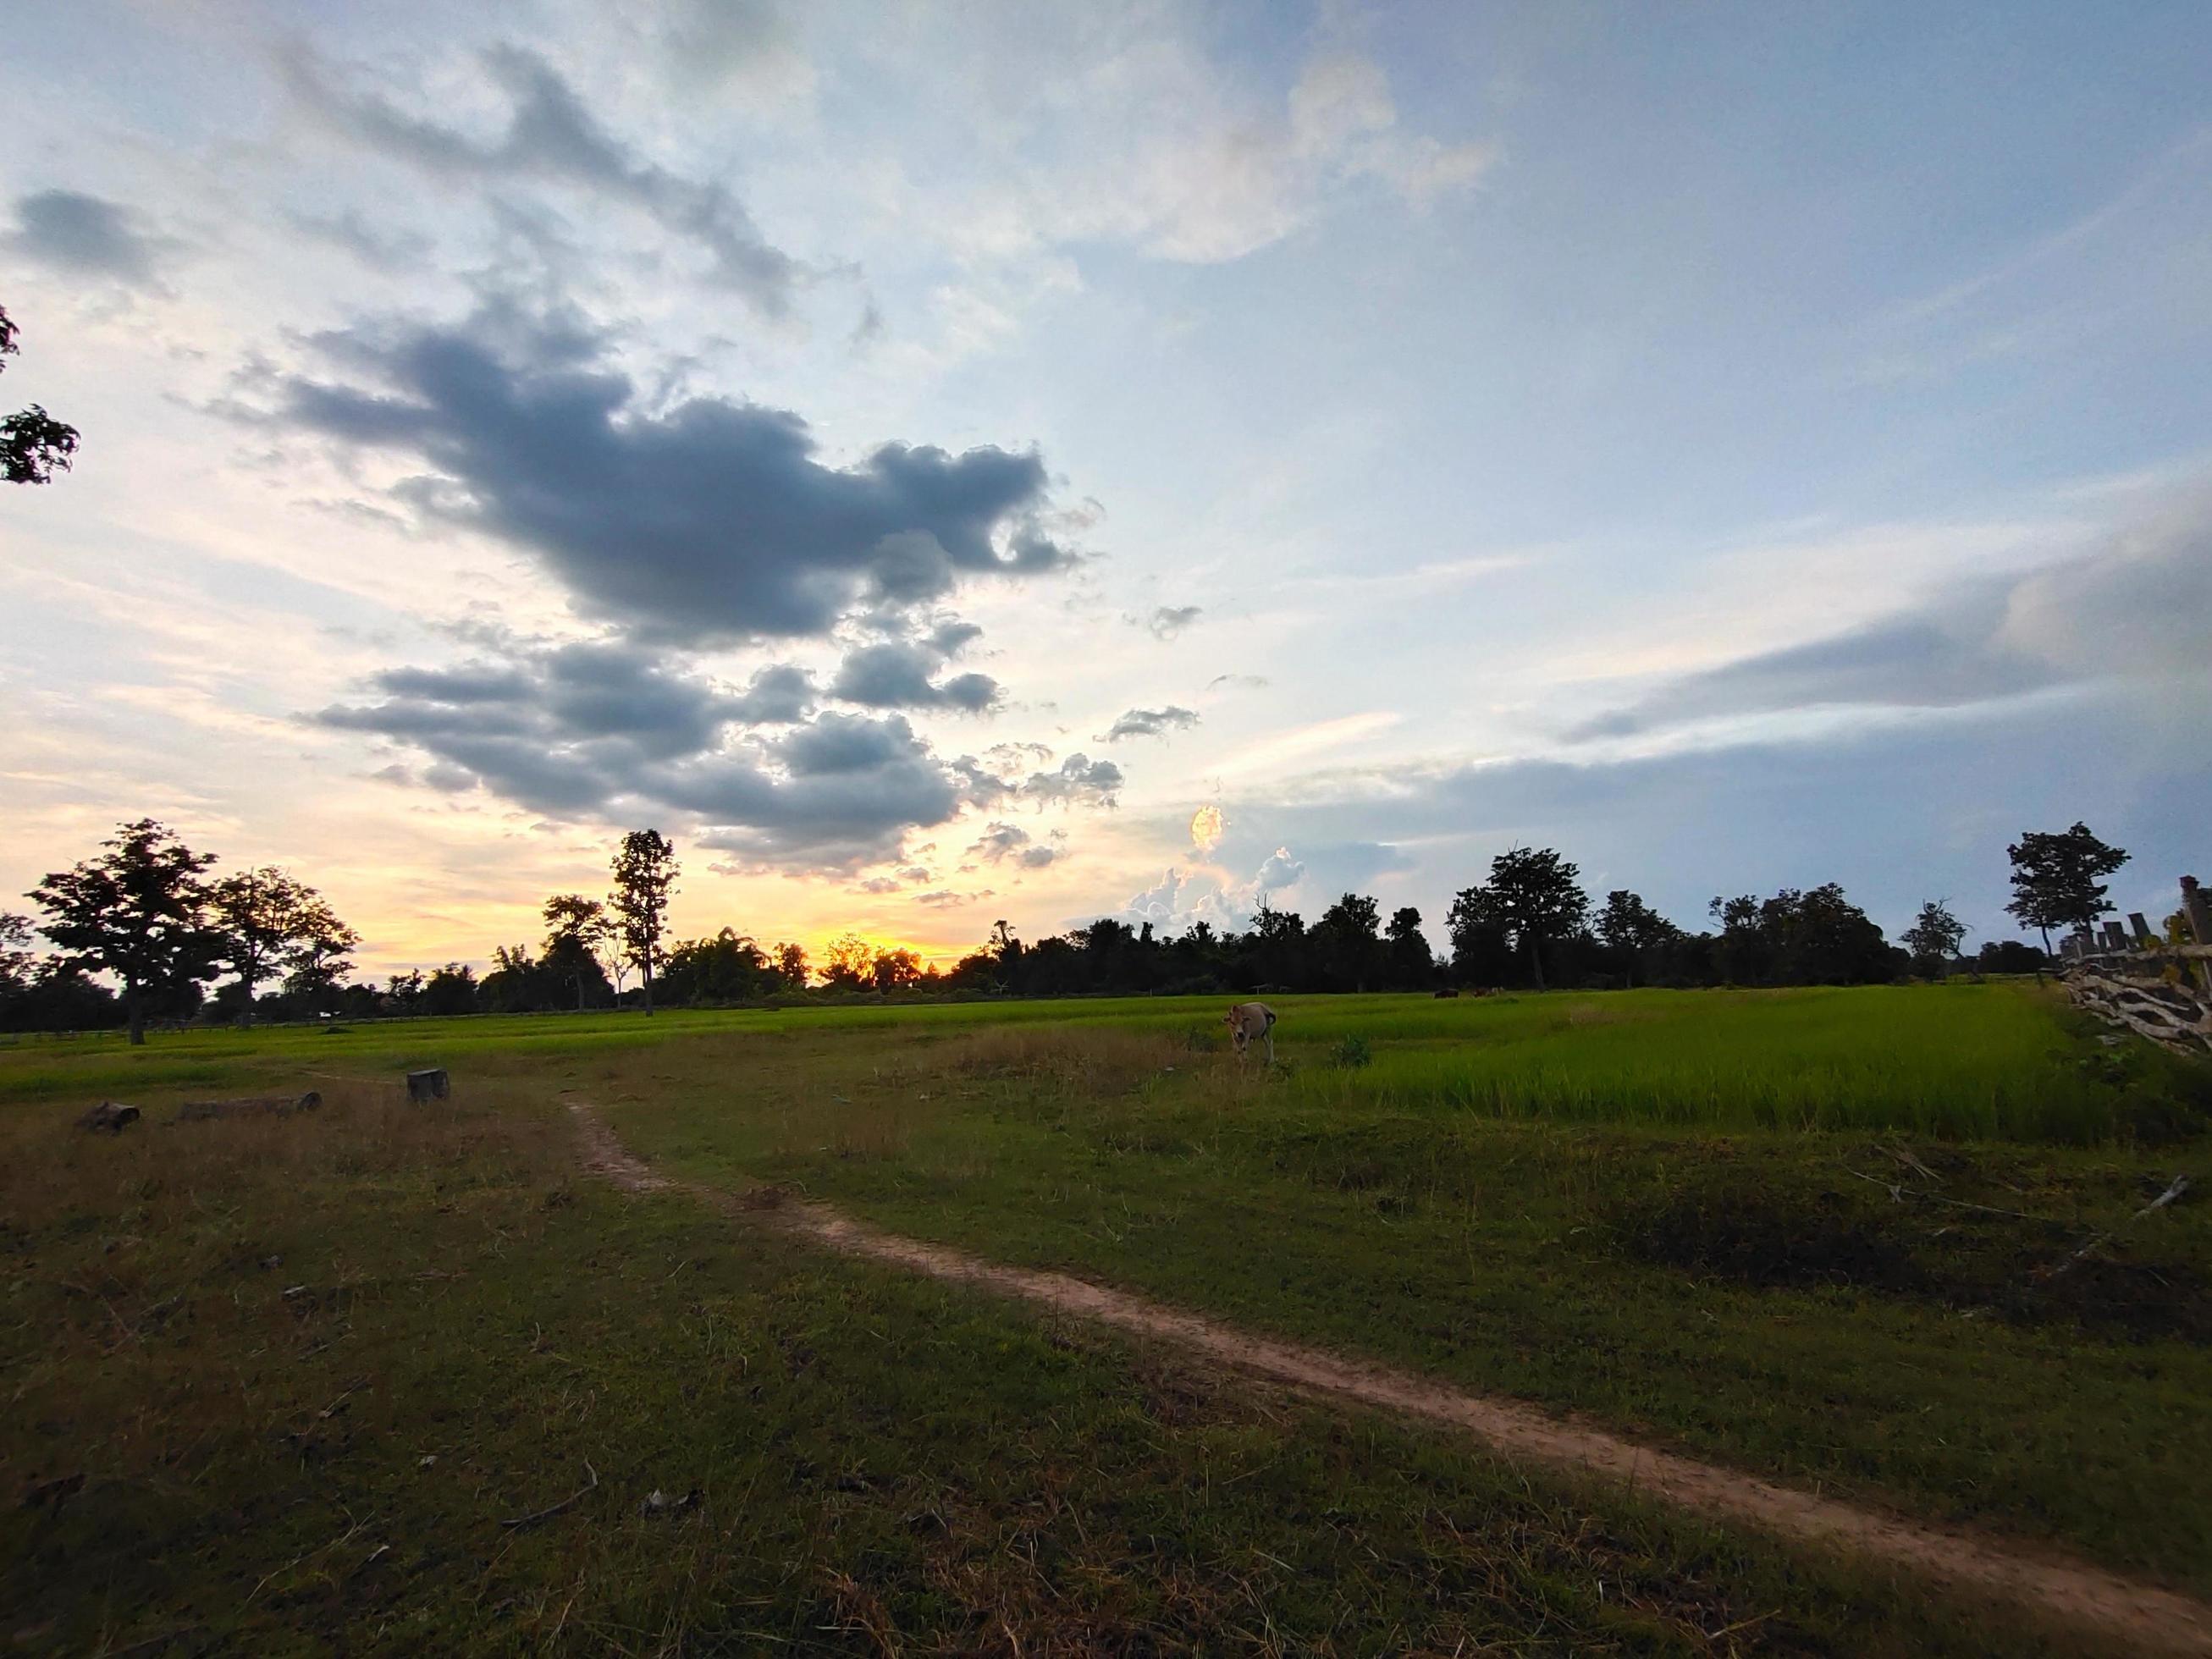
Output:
top-left (565, 1096), bottom-right (2212, 1656)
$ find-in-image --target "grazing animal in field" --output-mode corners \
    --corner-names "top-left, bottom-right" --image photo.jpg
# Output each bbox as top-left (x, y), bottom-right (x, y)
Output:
top-left (1225, 1001), bottom-right (1277, 1063)
top-left (1433, 987), bottom-right (1459, 999)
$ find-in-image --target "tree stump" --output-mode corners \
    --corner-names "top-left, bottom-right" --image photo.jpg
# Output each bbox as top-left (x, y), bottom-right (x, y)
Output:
top-left (406, 1068), bottom-right (450, 1103)
top-left (77, 1101), bottom-right (141, 1134)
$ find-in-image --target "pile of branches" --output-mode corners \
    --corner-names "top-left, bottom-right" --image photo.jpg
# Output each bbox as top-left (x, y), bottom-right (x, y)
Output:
top-left (2064, 961), bottom-right (2212, 1055)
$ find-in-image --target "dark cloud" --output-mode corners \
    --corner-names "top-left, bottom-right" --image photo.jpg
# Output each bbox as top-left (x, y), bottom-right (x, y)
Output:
top-left (726, 663), bottom-right (816, 724)
top-left (1569, 488), bottom-right (2212, 742)
top-left (1568, 611), bottom-right (2045, 741)
top-left (946, 744), bottom-right (1120, 813)
top-left (1103, 705), bottom-right (1199, 741)
top-left (950, 755), bottom-right (1016, 809)
top-left (4, 189), bottom-right (169, 286)
top-left (828, 641), bottom-right (1000, 711)
top-left (924, 619), bottom-right (985, 658)
top-left (257, 306), bottom-right (1076, 645)
top-left (1145, 604), bottom-right (1202, 640)
top-left (1023, 753), bottom-right (1123, 807)
top-left (315, 642), bottom-right (963, 865)
top-left (284, 44), bottom-right (798, 313)
top-left (967, 821), bottom-right (1061, 868)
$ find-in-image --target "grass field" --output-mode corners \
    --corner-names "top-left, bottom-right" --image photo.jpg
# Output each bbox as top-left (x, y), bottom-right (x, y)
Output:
top-left (3, 982), bottom-right (2207, 1652)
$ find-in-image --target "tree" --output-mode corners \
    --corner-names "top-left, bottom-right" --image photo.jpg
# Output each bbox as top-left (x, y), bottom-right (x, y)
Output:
top-left (821, 933), bottom-right (876, 990)
top-left (1976, 940), bottom-right (2048, 975)
top-left (1444, 885), bottom-right (1514, 987)
top-left (1596, 890), bottom-right (1677, 987)
top-left (773, 941), bottom-right (809, 990)
top-left (30, 819), bottom-right (218, 1044)
top-left (480, 943), bottom-right (549, 1013)
top-left (543, 893), bottom-right (614, 1010)
top-left (1458, 847), bottom-right (1587, 990)
top-left (384, 969), bottom-right (426, 1012)
top-left (871, 947), bottom-right (922, 991)
top-left (1709, 885), bottom-right (1895, 986)
top-left (1, 304), bottom-right (80, 485)
top-left (1901, 900), bottom-right (1967, 978)
top-left (422, 962), bottom-right (480, 1016)
top-left (1384, 906), bottom-right (1433, 989)
top-left (1313, 892), bottom-right (1383, 991)
top-left (207, 867), bottom-right (347, 1016)
top-left (2006, 823), bottom-right (2128, 953)
top-left (610, 830), bottom-right (679, 1014)
top-left (0, 912), bottom-right (33, 999)
top-left (660, 929), bottom-right (772, 1005)
top-left (279, 891), bottom-right (361, 1013)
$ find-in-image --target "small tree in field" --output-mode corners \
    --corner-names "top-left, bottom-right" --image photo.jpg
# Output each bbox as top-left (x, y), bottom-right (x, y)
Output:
top-left (2005, 823), bottom-right (2127, 953)
top-left (30, 819), bottom-right (218, 1044)
top-left (1901, 900), bottom-right (1967, 978)
top-left (610, 830), bottom-right (679, 1014)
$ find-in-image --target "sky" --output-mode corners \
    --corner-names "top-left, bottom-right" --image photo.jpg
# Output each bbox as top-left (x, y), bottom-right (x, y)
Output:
top-left (2, 0), bottom-right (2209, 976)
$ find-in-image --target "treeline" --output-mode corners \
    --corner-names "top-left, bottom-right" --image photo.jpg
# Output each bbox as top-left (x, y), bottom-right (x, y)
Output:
top-left (11, 817), bottom-right (2126, 1034)
top-left (943, 864), bottom-right (2050, 1000)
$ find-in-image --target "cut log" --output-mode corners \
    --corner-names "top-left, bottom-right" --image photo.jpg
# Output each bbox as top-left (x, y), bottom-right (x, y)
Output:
top-left (405, 1068), bottom-right (450, 1103)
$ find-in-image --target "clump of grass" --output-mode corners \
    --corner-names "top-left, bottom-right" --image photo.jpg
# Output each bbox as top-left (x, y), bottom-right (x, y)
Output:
top-left (1330, 1033), bottom-right (1373, 1069)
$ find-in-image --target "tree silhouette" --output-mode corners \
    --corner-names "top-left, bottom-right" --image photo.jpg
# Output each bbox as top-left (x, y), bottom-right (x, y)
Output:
top-left (543, 893), bottom-right (614, 1010)
top-left (1384, 906), bottom-right (1433, 989)
top-left (30, 819), bottom-right (218, 1044)
top-left (208, 868), bottom-right (351, 1015)
top-left (279, 892), bottom-right (361, 1013)
top-left (1457, 847), bottom-right (1588, 991)
top-left (1313, 892), bottom-right (1383, 990)
top-left (774, 940), bottom-right (809, 989)
top-left (1, 303), bottom-right (80, 485)
top-left (610, 830), bottom-right (680, 1014)
top-left (822, 933), bottom-right (875, 990)
top-left (1596, 890), bottom-right (1676, 987)
top-left (1901, 900), bottom-right (1967, 978)
top-left (2006, 823), bottom-right (2127, 953)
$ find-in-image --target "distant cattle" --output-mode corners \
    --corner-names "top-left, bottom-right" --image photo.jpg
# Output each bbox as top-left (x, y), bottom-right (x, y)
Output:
top-left (1433, 988), bottom-right (1459, 999)
top-left (1225, 1001), bottom-right (1277, 1063)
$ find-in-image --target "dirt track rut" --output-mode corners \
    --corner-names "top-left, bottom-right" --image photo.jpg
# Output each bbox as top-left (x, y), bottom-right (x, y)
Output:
top-left (567, 1094), bottom-right (2212, 1656)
